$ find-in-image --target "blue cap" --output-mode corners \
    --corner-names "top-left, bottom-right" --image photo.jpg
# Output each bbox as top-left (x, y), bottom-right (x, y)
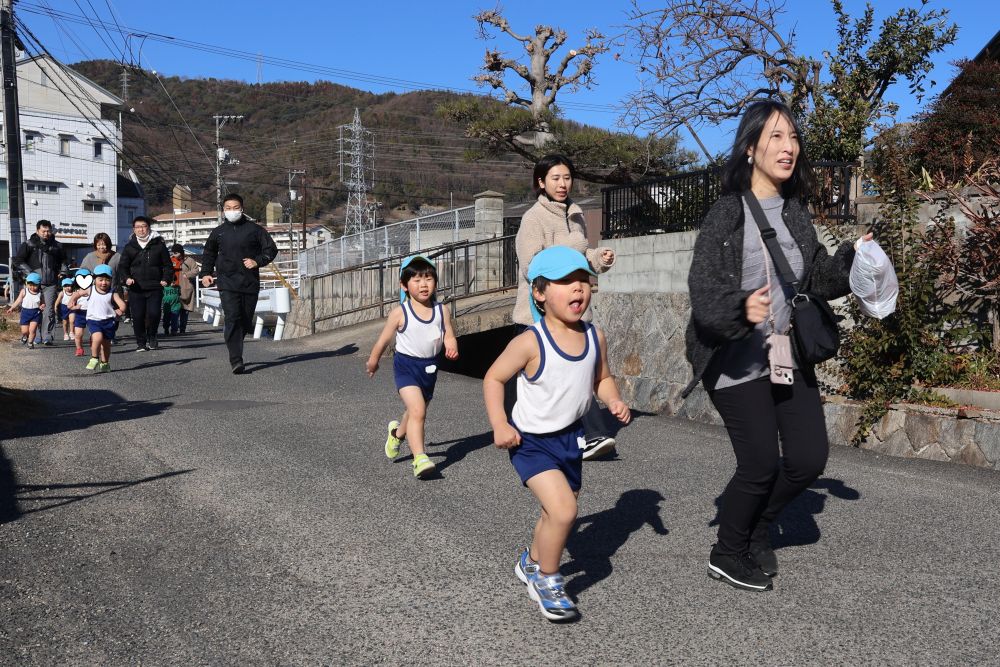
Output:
top-left (61, 278), bottom-right (73, 287)
top-left (94, 264), bottom-right (113, 277)
top-left (25, 272), bottom-right (41, 284)
top-left (75, 268), bottom-right (91, 276)
top-left (399, 254), bottom-right (435, 303)
top-left (526, 246), bottom-right (596, 322)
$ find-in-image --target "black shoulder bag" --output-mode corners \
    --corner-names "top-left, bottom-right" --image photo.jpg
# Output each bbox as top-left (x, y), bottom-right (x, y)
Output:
top-left (744, 192), bottom-right (840, 365)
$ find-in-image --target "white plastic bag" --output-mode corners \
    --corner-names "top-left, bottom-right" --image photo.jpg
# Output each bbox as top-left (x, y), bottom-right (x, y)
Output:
top-left (850, 239), bottom-right (898, 319)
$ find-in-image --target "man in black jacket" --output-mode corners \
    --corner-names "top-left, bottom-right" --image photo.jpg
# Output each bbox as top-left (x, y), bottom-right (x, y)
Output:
top-left (14, 219), bottom-right (69, 345)
top-left (199, 193), bottom-right (278, 374)
top-left (118, 216), bottom-right (173, 351)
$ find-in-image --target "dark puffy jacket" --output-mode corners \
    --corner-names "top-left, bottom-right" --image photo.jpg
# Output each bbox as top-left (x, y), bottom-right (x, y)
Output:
top-left (14, 233), bottom-right (69, 285)
top-left (118, 235), bottom-right (173, 291)
top-left (199, 216), bottom-right (278, 294)
top-left (683, 193), bottom-right (856, 398)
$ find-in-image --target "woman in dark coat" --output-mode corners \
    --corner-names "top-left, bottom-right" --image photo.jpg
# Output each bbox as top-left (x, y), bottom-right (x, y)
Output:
top-left (118, 216), bottom-right (172, 351)
top-left (685, 100), bottom-right (869, 592)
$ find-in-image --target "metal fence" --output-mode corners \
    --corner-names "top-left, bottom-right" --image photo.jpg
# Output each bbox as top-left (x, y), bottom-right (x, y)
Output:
top-left (308, 235), bottom-right (516, 334)
top-left (298, 206), bottom-right (476, 276)
top-left (601, 161), bottom-right (857, 238)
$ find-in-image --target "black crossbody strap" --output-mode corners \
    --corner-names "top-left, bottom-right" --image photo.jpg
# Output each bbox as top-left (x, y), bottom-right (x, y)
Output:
top-left (744, 191), bottom-right (799, 289)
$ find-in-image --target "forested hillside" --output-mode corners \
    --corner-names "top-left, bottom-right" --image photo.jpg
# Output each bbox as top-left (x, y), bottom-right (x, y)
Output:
top-left (72, 60), bottom-right (605, 227)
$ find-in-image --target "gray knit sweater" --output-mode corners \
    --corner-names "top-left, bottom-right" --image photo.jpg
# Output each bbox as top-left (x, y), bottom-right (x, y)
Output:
top-left (683, 193), bottom-right (855, 398)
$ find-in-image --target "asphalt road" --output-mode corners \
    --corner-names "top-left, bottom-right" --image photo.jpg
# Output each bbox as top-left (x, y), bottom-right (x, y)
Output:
top-left (1, 319), bottom-right (998, 665)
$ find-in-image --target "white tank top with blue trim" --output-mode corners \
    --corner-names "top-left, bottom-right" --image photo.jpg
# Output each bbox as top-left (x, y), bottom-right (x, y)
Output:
top-left (86, 288), bottom-right (116, 320)
top-left (22, 290), bottom-right (42, 309)
top-left (512, 319), bottom-right (599, 434)
top-left (395, 300), bottom-right (444, 359)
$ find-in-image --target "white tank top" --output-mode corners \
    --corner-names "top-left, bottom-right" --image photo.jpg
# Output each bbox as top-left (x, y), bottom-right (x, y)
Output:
top-left (512, 320), bottom-right (600, 434)
top-left (86, 288), bottom-right (116, 320)
top-left (22, 290), bottom-right (41, 309)
top-left (76, 291), bottom-right (89, 310)
top-left (395, 300), bottom-right (444, 359)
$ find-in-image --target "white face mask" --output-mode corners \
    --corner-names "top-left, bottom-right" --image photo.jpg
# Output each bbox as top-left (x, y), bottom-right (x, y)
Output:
top-left (224, 209), bottom-right (243, 223)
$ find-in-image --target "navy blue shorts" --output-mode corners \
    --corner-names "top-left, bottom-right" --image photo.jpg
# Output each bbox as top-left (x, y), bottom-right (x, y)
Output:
top-left (509, 420), bottom-right (585, 492)
top-left (73, 310), bottom-right (88, 329)
top-left (87, 317), bottom-right (116, 341)
top-left (20, 307), bottom-right (41, 326)
top-left (59, 304), bottom-right (70, 321)
top-left (393, 352), bottom-right (439, 402)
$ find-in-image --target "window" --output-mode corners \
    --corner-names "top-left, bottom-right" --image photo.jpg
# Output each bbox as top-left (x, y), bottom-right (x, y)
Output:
top-left (0, 179), bottom-right (7, 212)
top-left (84, 202), bottom-right (104, 212)
top-left (60, 136), bottom-right (70, 155)
top-left (93, 141), bottom-right (103, 159)
top-left (48, 185), bottom-right (58, 193)
top-left (24, 133), bottom-right (36, 152)
top-left (26, 183), bottom-right (35, 191)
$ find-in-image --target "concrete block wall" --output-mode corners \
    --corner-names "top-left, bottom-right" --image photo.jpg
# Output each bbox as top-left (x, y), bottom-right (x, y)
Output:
top-left (597, 231), bottom-right (697, 295)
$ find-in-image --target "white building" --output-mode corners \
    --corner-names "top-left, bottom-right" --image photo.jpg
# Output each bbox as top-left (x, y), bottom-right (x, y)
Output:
top-left (153, 210), bottom-right (337, 257)
top-left (1, 55), bottom-right (124, 264)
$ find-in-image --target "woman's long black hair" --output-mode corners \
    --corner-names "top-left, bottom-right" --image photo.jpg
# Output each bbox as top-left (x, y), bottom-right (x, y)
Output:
top-left (720, 100), bottom-right (814, 201)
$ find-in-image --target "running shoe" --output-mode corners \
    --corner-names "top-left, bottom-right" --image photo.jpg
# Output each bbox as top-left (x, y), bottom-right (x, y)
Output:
top-left (581, 436), bottom-right (617, 461)
top-left (20, 335), bottom-right (27, 345)
top-left (528, 573), bottom-right (578, 622)
top-left (85, 357), bottom-right (100, 371)
top-left (98, 362), bottom-right (110, 373)
top-left (385, 420), bottom-right (401, 459)
top-left (707, 546), bottom-right (773, 592)
top-left (63, 333), bottom-right (70, 341)
top-left (411, 453), bottom-right (436, 479)
top-left (75, 347), bottom-right (85, 357)
top-left (27, 342), bottom-right (34, 349)
top-left (514, 547), bottom-right (539, 585)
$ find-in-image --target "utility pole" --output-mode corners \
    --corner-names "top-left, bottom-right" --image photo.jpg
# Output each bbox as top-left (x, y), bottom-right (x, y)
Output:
top-left (300, 171), bottom-right (307, 251)
top-left (1, 0), bottom-right (26, 268)
top-left (213, 114), bottom-right (243, 219)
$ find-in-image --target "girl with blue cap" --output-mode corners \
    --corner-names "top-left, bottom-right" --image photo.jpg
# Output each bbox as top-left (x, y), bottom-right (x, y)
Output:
top-left (55, 277), bottom-right (75, 341)
top-left (483, 245), bottom-right (631, 621)
top-left (5, 272), bottom-right (45, 348)
top-left (366, 255), bottom-right (459, 479)
top-left (68, 264), bottom-right (126, 372)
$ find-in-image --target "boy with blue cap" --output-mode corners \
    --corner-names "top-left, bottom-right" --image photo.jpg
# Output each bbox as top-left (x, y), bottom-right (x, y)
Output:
top-left (55, 277), bottom-right (75, 341)
top-left (68, 264), bottom-right (126, 372)
top-left (5, 272), bottom-right (45, 349)
top-left (69, 268), bottom-right (92, 357)
top-left (366, 255), bottom-right (459, 479)
top-left (483, 245), bottom-right (631, 622)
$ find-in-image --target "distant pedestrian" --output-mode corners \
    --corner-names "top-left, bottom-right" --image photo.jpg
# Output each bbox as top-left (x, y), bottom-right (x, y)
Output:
top-left (13, 219), bottom-right (69, 345)
top-left (55, 278), bottom-right (74, 341)
top-left (161, 283), bottom-right (181, 336)
top-left (366, 255), bottom-right (459, 479)
top-left (199, 193), bottom-right (278, 374)
top-left (171, 244), bottom-right (199, 334)
top-left (483, 246), bottom-right (630, 622)
top-left (79, 232), bottom-right (120, 277)
top-left (118, 216), bottom-right (172, 352)
top-left (5, 272), bottom-right (45, 349)
top-left (68, 264), bottom-right (125, 373)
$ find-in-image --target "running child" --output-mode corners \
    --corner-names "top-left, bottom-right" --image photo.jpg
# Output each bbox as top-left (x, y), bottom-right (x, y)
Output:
top-left (5, 272), bottom-right (46, 349)
top-left (70, 268), bottom-right (91, 357)
top-left (55, 277), bottom-right (74, 341)
top-left (483, 246), bottom-right (631, 622)
top-left (68, 264), bottom-right (125, 372)
top-left (366, 255), bottom-right (459, 479)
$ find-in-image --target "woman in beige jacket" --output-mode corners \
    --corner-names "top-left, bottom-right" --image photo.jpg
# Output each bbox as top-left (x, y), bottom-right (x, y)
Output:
top-left (512, 153), bottom-right (618, 459)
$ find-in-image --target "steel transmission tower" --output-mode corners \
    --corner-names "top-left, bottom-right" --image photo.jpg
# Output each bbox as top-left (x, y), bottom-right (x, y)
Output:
top-left (338, 108), bottom-right (375, 236)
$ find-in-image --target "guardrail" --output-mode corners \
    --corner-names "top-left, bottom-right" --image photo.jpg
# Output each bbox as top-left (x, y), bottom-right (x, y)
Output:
top-left (307, 234), bottom-right (517, 335)
top-left (200, 286), bottom-right (293, 341)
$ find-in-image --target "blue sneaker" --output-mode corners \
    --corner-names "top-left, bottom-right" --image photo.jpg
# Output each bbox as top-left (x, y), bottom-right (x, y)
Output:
top-left (528, 573), bottom-right (578, 622)
top-left (514, 548), bottom-right (539, 585)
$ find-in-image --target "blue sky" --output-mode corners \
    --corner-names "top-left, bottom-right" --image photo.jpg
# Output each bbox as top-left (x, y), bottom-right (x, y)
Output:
top-left (17, 0), bottom-right (997, 158)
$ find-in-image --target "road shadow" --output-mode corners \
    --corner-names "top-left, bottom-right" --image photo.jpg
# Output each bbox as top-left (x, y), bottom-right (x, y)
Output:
top-left (428, 432), bottom-right (494, 473)
top-left (246, 345), bottom-right (358, 372)
top-left (111, 357), bottom-right (206, 372)
top-left (0, 390), bottom-right (176, 441)
top-left (563, 488), bottom-right (669, 599)
top-left (708, 477), bottom-right (861, 548)
top-left (0, 444), bottom-right (19, 524)
top-left (9, 469), bottom-right (194, 520)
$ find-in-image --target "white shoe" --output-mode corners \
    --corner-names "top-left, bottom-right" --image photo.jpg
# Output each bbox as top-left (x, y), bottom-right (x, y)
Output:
top-left (581, 436), bottom-right (616, 460)
top-left (63, 333), bottom-right (70, 341)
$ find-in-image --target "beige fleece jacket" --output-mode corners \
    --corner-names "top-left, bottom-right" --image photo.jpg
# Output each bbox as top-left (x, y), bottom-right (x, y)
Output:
top-left (513, 195), bottom-right (614, 325)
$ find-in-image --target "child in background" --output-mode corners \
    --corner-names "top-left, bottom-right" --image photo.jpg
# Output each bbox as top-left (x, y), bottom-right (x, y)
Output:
top-left (161, 284), bottom-right (181, 336)
top-left (71, 268), bottom-right (91, 357)
top-left (483, 246), bottom-right (631, 622)
top-left (69, 264), bottom-right (125, 372)
top-left (366, 255), bottom-right (459, 479)
top-left (5, 272), bottom-right (45, 349)
top-left (55, 277), bottom-right (74, 340)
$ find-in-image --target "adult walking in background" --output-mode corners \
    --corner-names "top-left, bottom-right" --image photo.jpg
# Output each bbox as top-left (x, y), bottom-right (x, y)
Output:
top-left (79, 232), bottom-right (120, 276)
top-left (513, 153), bottom-right (617, 460)
top-left (118, 216), bottom-right (172, 351)
top-left (199, 193), bottom-right (278, 374)
top-left (13, 219), bottom-right (69, 345)
top-left (684, 100), bottom-right (869, 592)
top-left (172, 244), bottom-right (199, 334)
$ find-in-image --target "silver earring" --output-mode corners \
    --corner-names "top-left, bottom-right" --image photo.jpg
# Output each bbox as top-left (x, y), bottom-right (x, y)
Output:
top-left (747, 155), bottom-right (753, 165)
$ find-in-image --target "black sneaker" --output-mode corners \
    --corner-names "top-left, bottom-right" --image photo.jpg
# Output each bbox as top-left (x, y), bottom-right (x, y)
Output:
top-left (136, 343), bottom-right (147, 352)
top-left (231, 361), bottom-right (246, 375)
top-left (708, 546), bottom-right (773, 591)
top-left (147, 336), bottom-right (159, 350)
top-left (20, 335), bottom-right (28, 345)
top-left (581, 436), bottom-right (617, 461)
top-left (42, 339), bottom-right (54, 346)
top-left (750, 524), bottom-right (778, 576)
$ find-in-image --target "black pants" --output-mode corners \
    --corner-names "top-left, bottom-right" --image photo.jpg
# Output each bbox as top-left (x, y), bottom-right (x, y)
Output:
top-left (709, 372), bottom-right (829, 556)
top-left (129, 288), bottom-right (163, 347)
top-left (221, 290), bottom-right (258, 365)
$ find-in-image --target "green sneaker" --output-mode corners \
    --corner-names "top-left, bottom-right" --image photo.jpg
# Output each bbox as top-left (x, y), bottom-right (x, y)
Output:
top-left (385, 420), bottom-right (401, 459)
top-left (98, 362), bottom-right (111, 373)
top-left (85, 357), bottom-right (99, 371)
top-left (412, 453), bottom-right (436, 479)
